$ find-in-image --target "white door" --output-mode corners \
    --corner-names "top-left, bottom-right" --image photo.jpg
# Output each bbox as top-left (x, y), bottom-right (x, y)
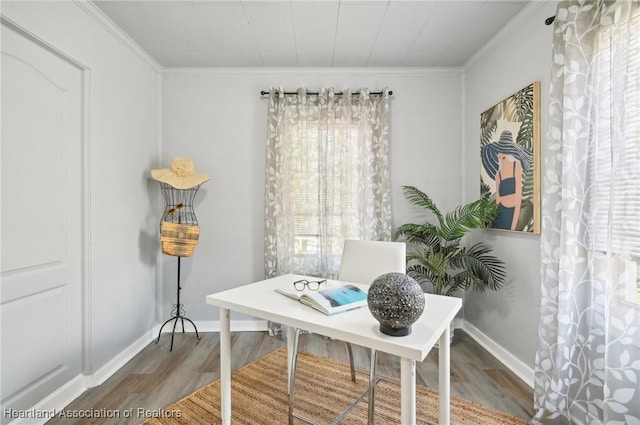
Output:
top-left (1, 20), bottom-right (84, 415)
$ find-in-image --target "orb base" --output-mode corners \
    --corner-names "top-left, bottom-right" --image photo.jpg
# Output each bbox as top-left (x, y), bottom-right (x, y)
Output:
top-left (380, 323), bottom-right (411, 337)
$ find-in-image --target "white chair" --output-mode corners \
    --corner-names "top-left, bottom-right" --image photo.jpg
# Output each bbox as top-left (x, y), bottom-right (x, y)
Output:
top-left (289, 239), bottom-right (406, 424)
top-left (338, 239), bottom-right (406, 374)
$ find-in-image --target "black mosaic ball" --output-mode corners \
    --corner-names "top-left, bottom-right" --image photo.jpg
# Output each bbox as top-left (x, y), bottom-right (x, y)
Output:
top-left (367, 272), bottom-right (425, 336)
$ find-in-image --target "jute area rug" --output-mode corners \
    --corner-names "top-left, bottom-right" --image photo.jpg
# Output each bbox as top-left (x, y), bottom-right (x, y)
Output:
top-left (143, 347), bottom-right (528, 425)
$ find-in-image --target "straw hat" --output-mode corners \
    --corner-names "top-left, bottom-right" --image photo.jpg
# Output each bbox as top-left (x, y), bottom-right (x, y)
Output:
top-left (151, 157), bottom-right (209, 189)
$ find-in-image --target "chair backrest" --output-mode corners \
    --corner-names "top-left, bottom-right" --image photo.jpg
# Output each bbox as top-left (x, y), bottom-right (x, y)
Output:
top-left (338, 239), bottom-right (406, 286)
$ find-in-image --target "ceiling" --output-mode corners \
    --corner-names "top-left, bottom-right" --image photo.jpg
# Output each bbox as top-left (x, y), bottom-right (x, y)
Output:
top-left (94, 0), bottom-right (529, 68)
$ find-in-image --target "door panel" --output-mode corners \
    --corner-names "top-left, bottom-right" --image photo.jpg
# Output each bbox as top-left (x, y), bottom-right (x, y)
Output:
top-left (2, 287), bottom-right (67, 397)
top-left (1, 20), bottom-right (84, 414)
top-left (1, 52), bottom-right (65, 272)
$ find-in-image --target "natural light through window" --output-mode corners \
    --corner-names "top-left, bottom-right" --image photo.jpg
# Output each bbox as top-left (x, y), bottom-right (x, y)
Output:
top-left (264, 88), bottom-right (391, 279)
top-left (290, 124), bottom-right (364, 262)
top-left (591, 10), bottom-right (640, 305)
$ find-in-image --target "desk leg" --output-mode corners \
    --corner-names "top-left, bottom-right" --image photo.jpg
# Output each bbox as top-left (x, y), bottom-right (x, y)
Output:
top-left (286, 326), bottom-right (296, 390)
top-left (368, 349), bottom-right (378, 425)
top-left (400, 357), bottom-right (416, 425)
top-left (286, 327), bottom-right (300, 425)
top-left (220, 308), bottom-right (231, 425)
top-left (439, 324), bottom-right (451, 425)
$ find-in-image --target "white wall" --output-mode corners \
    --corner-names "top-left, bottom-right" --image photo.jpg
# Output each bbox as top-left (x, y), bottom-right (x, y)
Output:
top-left (1, 0), bottom-right (555, 408)
top-left (462, 2), bottom-right (557, 370)
top-left (2, 1), bottom-right (161, 373)
top-left (161, 69), bottom-right (463, 320)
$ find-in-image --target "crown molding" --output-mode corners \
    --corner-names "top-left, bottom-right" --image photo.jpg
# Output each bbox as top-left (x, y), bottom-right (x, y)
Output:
top-left (463, 1), bottom-right (549, 72)
top-left (161, 66), bottom-right (463, 76)
top-left (75, 0), bottom-right (163, 73)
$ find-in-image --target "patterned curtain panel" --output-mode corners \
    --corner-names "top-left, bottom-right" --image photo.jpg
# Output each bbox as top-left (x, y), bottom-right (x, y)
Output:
top-left (264, 87), bottom-right (392, 280)
top-left (534, 1), bottom-right (640, 424)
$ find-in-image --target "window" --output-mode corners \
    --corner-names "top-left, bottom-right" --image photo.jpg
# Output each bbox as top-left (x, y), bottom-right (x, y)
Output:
top-left (290, 124), bottom-right (364, 261)
top-left (264, 89), bottom-right (391, 278)
top-left (590, 10), bottom-right (640, 304)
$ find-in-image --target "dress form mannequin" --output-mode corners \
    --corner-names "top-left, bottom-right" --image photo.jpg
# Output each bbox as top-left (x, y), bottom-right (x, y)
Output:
top-left (159, 182), bottom-right (200, 226)
top-left (151, 158), bottom-right (209, 351)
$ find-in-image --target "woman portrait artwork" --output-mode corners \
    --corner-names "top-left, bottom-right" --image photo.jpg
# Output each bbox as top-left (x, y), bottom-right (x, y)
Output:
top-left (481, 128), bottom-right (532, 230)
top-left (480, 82), bottom-right (540, 233)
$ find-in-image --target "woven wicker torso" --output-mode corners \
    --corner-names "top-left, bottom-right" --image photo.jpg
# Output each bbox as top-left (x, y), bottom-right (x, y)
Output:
top-left (158, 183), bottom-right (202, 257)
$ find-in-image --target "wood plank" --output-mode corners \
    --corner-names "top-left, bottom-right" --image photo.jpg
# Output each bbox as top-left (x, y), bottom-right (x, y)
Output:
top-left (45, 330), bottom-right (533, 424)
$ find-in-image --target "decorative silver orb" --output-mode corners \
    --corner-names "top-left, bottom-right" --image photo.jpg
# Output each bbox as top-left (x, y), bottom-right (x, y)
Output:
top-left (367, 272), bottom-right (425, 336)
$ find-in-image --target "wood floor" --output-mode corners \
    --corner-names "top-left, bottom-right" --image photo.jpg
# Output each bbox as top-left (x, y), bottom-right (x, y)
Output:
top-left (46, 330), bottom-right (534, 425)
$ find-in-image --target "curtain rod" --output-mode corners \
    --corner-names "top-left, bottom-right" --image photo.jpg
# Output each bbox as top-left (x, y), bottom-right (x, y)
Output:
top-left (260, 90), bottom-right (392, 96)
top-left (545, 15), bottom-right (555, 25)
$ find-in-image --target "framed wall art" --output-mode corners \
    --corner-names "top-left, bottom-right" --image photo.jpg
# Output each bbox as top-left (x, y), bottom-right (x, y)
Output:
top-left (480, 81), bottom-right (540, 233)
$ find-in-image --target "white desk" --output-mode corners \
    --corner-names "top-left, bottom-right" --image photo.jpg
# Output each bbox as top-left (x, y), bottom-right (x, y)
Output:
top-left (206, 274), bottom-right (461, 425)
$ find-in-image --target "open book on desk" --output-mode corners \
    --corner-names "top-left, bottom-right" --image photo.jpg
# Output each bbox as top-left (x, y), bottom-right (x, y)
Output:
top-left (276, 282), bottom-right (368, 316)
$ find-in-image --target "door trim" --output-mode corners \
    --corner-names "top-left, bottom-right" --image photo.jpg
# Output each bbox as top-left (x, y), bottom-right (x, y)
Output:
top-left (1, 16), bottom-right (93, 375)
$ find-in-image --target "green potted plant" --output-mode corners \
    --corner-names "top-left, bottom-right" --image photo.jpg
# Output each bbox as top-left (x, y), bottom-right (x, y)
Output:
top-left (393, 186), bottom-right (506, 297)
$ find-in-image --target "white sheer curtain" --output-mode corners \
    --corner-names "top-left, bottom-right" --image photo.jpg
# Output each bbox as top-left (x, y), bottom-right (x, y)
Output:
top-left (534, 1), bottom-right (640, 424)
top-left (264, 87), bottom-right (392, 280)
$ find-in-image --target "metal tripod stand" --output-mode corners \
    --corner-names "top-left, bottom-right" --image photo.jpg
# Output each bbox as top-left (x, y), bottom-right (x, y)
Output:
top-left (155, 256), bottom-right (201, 351)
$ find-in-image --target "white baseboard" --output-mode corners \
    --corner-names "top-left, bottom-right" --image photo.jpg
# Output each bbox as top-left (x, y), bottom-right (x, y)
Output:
top-left (461, 320), bottom-right (534, 388)
top-left (152, 319), bottom-right (268, 334)
top-left (453, 317), bottom-right (464, 329)
top-left (190, 320), bottom-right (269, 332)
top-left (85, 329), bottom-right (156, 388)
top-left (6, 330), bottom-right (155, 425)
top-left (10, 318), bottom-right (532, 425)
top-left (6, 375), bottom-right (86, 425)
top-left (8, 319), bottom-right (267, 425)
top-left (90, 320), bottom-right (266, 387)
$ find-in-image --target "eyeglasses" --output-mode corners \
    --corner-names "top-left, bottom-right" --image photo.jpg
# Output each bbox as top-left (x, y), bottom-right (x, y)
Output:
top-left (293, 279), bottom-right (327, 291)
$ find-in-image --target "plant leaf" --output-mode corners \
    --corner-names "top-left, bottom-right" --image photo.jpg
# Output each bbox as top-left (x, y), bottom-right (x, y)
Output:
top-left (401, 186), bottom-right (443, 223)
top-left (396, 186), bottom-right (504, 296)
top-left (453, 243), bottom-right (506, 291)
top-left (438, 200), bottom-right (497, 241)
top-left (393, 223), bottom-right (439, 246)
